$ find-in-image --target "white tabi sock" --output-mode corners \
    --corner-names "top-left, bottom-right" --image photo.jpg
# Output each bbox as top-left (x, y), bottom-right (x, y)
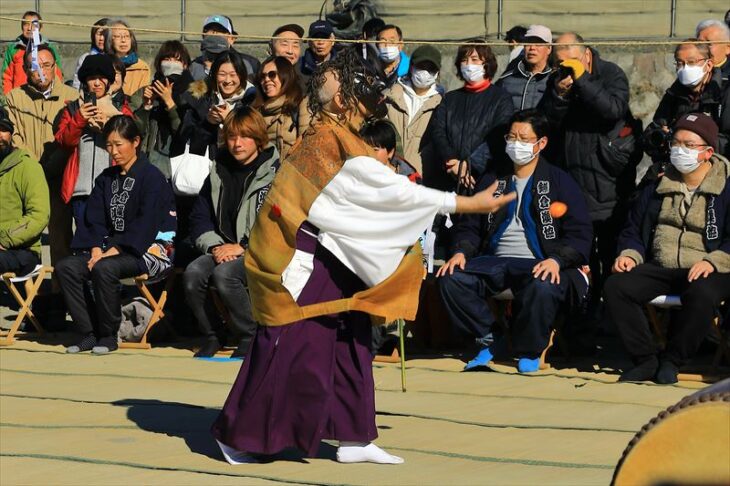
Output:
top-left (216, 439), bottom-right (258, 464)
top-left (336, 441), bottom-right (404, 464)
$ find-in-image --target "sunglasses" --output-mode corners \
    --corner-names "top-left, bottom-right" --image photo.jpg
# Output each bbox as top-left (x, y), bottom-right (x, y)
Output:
top-left (260, 70), bottom-right (279, 81)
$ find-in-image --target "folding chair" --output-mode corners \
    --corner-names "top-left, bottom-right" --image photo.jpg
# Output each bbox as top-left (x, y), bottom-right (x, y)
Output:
top-left (118, 272), bottom-right (176, 350)
top-left (1, 265), bottom-right (52, 346)
top-left (646, 295), bottom-right (730, 376)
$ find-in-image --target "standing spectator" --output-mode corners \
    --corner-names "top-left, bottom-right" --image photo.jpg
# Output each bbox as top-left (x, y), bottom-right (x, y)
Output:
top-left (496, 25), bottom-right (553, 110)
top-left (56, 116), bottom-right (176, 354)
top-left (504, 25), bottom-right (528, 69)
top-left (539, 32), bottom-right (633, 326)
top-left (189, 15), bottom-right (260, 82)
top-left (437, 110), bottom-right (592, 373)
top-left (5, 45), bottom-right (78, 288)
top-left (430, 39), bottom-right (514, 192)
top-left (605, 113), bottom-right (730, 384)
top-left (104, 18), bottom-right (150, 96)
top-left (72, 18), bottom-right (109, 90)
top-left (376, 24), bottom-right (410, 87)
top-left (696, 19), bottom-right (730, 83)
top-left (2, 11), bottom-right (63, 94)
top-left (385, 45), bottom-right (443, 178)
top-left (135, 41), bottom-right (194, 179)
top-left (362, 17), bottom-right (386, 48)
top-left (0, 108), bottom-right (50, 276)
top-left (184, 106), bottom-right (279, 358)
top-left (643, 40), bottom-right (728, 165)
top-left (56, 55), bottom-right (133, 226)
top-left (254, 56), bottom-right (305, 160)
top-left (299, 20), bottom-right (338, 82)
top-left (269, 24), bottom-right (304, 65)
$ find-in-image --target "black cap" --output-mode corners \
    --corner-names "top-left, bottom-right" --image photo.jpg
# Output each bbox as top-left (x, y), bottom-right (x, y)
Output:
top-left (0, 106), bottom-right (14, 134)
top-left (308, 20), bottom-right (334, 39)
top-left (273, 23), bottom-right (304, 38)
top-left (78, 54), bottom-right (116, 87)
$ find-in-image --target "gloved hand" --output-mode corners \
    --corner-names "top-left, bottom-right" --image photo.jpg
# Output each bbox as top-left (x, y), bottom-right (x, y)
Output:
top-left (560, 59), bottom-right (586, 80)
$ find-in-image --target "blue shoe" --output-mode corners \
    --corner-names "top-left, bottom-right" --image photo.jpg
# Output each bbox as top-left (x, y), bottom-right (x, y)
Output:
top-left (517, 357), bottom-right (540, 373)
top-left (464, 347), bottom-right (494, 370)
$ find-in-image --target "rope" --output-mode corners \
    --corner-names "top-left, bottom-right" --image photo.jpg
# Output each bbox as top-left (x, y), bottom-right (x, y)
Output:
top-left (0, 15), bottom-right (719, 47)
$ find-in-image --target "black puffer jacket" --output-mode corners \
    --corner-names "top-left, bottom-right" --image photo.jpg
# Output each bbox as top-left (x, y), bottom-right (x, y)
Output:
top-left (428, 83), bottom-right (514, 190)
top-left (539, 49), bottom-right (631, 221)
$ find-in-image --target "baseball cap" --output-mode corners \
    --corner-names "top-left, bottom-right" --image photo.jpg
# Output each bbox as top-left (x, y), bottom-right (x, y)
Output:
top-left (273, 24), bottom-right (304, 38)
top-left (308, 20), bottom-right (334, 39)
top-left (524, 25), bottom-right (552, 44)
top-left (410, 45), bottom-right (442, 70)
top-left (674, 112), bottom-right (719, 150)
top-left (203, 15), bottom-right (233, 34)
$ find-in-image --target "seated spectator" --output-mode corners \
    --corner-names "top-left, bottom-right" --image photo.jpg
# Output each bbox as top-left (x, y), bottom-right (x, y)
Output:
top-left (696, 19), bottom-right (730, 83)
top-left (437, 110), bottom-right (592, 373)
top-left (504, 25), bottom-right (528, 70)
top-left (184, 106), bottom-right (279, 358)
top-left (254, 56), bottom-right (305, 160)
top-left (56, 116), bottom-right (176, 354)
top-left (135, 40), bottom-right (194, 179)
top-left (384, 45), bottom-right (442, 178)
top-left (72, 18), bottom-right (109, 89)
top-left (269, 24), bottom-right (304, 66)
top-left (496, 25), bottom-right (553, 110)
top-left (0, 108), bottom-right (50, 276)
top-left (605, 113), bottom-right (730, 384)
top-left (105, 18), bottom-right (150, 96)
top-left (644, 39), bottom-right (728, 164)
top-left (299, 20), bottom-right (338, 82)
top-left (56, 54), bottom-right (133, 224)
top-left (190, 15), bottom-right (260, 82)
top-left (376, 24), bottom-right (410, 87)
top-left (429, 39), bottom-right (514, 192)
top-left (2, 10), bottom-right (63, 94)
top-left (360, 118), bottom-right (420, 181)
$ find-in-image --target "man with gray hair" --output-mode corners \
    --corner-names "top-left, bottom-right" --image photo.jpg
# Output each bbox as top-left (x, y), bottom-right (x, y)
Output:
top-left (696, 18), bottom-right (730, 82)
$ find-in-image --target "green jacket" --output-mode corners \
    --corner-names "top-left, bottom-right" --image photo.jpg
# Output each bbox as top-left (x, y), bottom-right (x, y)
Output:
top-left (0, 148), bottom-right (50, 256)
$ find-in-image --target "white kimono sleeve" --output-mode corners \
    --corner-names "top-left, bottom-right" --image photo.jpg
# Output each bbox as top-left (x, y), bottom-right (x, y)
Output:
top-left (307, 155), bottom-right (456, 287)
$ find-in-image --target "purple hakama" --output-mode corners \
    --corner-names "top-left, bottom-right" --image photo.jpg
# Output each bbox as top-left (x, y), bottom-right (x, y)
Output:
top-left (211, 224), bottom-right (378, 457)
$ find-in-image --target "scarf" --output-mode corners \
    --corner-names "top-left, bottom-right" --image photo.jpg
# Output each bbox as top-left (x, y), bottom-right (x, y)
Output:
top-left (119, 52), bottom-right (139, 67)
top-left (464, 79), bottom-right (491, 93)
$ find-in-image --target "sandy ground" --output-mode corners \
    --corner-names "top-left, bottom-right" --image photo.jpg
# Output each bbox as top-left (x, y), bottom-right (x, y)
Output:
top-left (0, 332), bottom-right (707, 485)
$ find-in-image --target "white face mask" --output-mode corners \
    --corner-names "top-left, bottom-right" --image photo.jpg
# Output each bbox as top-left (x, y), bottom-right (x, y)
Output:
top-left (160, 60), bottom-right (184, 77)
top-left (378, 46), bottom-right (400, 63)
top-left (460, 64), bottom-right (485, 84)
top-left (669, 145), bottom-right (706, 173)
top-left (676, 61), bottom-right (707, 87)
top-left (411, 68), bottom-right (437, 89)
top-left (506, 140), bottom-right (539, 165)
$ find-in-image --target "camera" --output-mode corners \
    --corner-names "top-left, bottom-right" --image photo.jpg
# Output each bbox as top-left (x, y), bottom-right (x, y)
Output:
top-left (642, 122), bottom-right (672, 159)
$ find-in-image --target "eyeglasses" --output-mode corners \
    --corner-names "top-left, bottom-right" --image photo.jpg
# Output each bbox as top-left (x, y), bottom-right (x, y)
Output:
top-left (674, 58), bottom-right (707, 69)
top-left (505, 135), bottom-right (539, 143)
top-left (670, 140), bottom-right (708, 150)
top-left (260, 71), bottom-right (278, 81)
top-left (27, 62), bottom-right (55, 71)
top-left (113, 34), bottom-right (131, 41)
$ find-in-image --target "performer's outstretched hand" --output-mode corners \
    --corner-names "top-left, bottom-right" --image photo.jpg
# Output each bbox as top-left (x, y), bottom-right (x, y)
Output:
top-left (455, 181), bottom-right (516, 214)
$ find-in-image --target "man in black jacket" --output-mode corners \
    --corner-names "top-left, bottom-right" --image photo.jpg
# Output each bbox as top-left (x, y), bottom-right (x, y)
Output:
top-left (540, 32), bottom-right (633, 327)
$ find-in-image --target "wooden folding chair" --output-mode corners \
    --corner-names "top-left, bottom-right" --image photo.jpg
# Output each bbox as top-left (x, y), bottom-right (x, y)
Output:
top-left (1, 265), bottom-right (52, 346)
top-left (119, 272), bottom-right (176, 350)
top-left (646, 295), bottom-right (730, 380)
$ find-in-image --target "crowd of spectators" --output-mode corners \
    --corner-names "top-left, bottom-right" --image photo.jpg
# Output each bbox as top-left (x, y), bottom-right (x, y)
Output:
top-left (1, 9), bottom-right (730, 384)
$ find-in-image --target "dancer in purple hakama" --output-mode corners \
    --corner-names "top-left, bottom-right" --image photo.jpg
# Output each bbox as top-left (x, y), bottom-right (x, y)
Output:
top-left (212, 47), bottom-right (515, 465)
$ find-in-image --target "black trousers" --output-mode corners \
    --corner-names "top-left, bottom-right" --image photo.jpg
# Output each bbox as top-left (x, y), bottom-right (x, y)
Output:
top-left (182, 254), bottom-right (256, 351)
top-left (439, 256), bottom-right (568, 358)
top-left (56, 253), bottom-right (142, 338)
top-left (0, 249), bottom-right (40, 275)
top-left (604, 263), bottom-right (730, 365)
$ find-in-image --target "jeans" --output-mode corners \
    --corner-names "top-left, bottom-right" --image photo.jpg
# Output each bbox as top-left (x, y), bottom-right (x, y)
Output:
top-left (439, 256), bottom-right (568, 357)
top-left (604, 263), bottom-right (730, 365)
top-left (56, 252), bottom-right (143, 338)
top-left (183, 254), bottom-right (256, 352)
top-left (0, 249), bottom-right (40, 275)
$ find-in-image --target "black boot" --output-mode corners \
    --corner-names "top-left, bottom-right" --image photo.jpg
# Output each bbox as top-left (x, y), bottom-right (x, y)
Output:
top-left (618, 355), bottom-right (659, 382)
top-left (655, 359), bottom-right (679, 384)
top-left (195, 336), bottom-right (222, 358)
top-left (230, 338), bottom-right (250, 359)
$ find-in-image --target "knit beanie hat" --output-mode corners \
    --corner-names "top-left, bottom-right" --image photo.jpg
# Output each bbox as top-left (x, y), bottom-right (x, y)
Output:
top-left (674, 112), bottom-right (719, 150)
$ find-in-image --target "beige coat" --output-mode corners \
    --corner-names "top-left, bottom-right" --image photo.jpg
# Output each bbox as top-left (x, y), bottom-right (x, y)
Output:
top-left (122, 59), bottom-right (150, 97)
top-left (6, 81), bottom-right (78, 169)
top-left (385, 81), bottom-right (442, 175)
top-left (260, 96), bottom-right (300, 161)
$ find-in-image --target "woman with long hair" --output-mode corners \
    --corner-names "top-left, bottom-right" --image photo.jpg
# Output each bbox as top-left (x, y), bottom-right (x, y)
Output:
top-left (72, 18), bottom-right (109, 89)
top-left (104, 18), bottom-right (150, 96)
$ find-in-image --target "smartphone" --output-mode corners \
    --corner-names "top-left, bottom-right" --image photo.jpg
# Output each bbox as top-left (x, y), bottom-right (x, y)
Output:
top-left (87, 92), bottom-right (97, 106)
